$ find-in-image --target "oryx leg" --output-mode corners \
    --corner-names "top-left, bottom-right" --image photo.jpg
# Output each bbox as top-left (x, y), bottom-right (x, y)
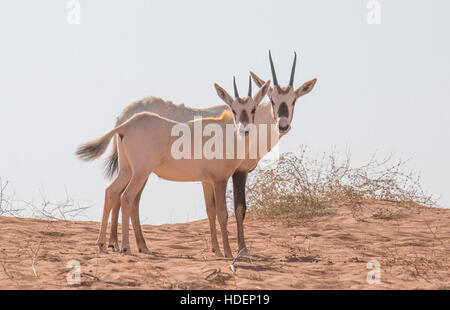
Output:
top-left (97, 168), bottom-right (130, 253)
top-left (108, 202), bottom-right (121, 251)
top-left (108, 180), bottom-right (148, 252)
top-left (120, 170), bottom-right (151, 254)
top-left (202, 182), bottom-right (222, 256)
top-left (213, 180), bottom-right (233, 258)
top-left (110, 181), bottom-right (150, 253)
top-left (232, 171), bottom-right (248, 254)
top-left (108, 137), bottom-right (130, 251)
top-left (130, 178), bottom-right (151, 254)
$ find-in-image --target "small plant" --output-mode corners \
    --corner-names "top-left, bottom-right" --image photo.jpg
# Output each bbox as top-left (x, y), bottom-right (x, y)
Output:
top-left (0, 178), bottom-right (22, 216)
top-left (0, 178), bottom-right (90, 221)
top-left (243, 146), bottom-right (438, 222)
top-left (22, 188), bottom-right (90, 221)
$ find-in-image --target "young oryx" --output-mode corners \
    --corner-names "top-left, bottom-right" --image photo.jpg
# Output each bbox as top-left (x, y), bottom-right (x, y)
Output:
top-left (76, 77), bottom-right (271, 257)
top-left (235, 51), bottom-right (317, 252)
top-left (104, 51), bottom-right (317, 256)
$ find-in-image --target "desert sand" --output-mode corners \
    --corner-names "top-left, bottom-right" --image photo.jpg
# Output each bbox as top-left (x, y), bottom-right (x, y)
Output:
top-left (0, 200), bottom-right (448, 289)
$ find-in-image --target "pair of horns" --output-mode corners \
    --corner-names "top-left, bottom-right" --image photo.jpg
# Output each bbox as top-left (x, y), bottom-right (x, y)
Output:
top-left (233, 76), bottom-right (252, 98)
top-left (269, 50), bottom-right (297, 87)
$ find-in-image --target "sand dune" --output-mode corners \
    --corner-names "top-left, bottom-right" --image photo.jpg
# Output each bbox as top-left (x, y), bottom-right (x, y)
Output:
top-left (0, 200), bottom-right (448, 289)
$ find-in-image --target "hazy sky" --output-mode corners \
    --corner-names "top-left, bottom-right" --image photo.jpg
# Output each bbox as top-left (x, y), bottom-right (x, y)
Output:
top-left (0, 0), bottom-right (449, 224)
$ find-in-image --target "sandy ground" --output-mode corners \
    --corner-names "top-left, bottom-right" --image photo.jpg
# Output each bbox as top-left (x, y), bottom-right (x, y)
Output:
top-left (0, 200), bottom-right (449, 289)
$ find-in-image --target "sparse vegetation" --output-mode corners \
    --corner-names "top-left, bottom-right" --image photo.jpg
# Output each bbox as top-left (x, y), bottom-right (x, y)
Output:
top-left (0, 179), bottom-right (90, 280)
top-left (243, 147), bottom-right (438, 222)
top-left (0, 178), bottom-right (22, 216)
top-left (24, 189), bottom-right (90, 221)
top-left (0, 178), bottom-right (90, 221)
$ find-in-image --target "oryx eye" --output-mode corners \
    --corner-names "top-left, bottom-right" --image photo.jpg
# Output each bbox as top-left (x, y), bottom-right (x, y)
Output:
top-left (270, 99), bottom-right (275, 106)
top-left (251, 108), bottom-right (256, 114)
top-left (232, 109), bottom-right (236, 116)
top-left (292, 99), bottom-right (297, 106)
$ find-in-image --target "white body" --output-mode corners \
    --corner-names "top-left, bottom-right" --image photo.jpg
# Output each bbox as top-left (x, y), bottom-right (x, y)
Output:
top-left (104, 96), bottom-right (280, 257)
top-left (77, 80), bottom-right (272, 257)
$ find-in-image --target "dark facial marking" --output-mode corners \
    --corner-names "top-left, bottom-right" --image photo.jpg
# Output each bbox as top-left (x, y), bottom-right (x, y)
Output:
top-left (251, 107), bottom-right (256, 121)
top-left (278, 102), bottom-right (289, 118)
top-left (239, 110), bottom-right (249, 125)
top-left (279, 124), bottom-right (290, 132)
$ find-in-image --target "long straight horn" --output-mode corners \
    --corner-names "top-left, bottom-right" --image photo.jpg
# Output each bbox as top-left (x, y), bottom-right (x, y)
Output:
top-left (269, 50), bottom-right (278, 86)
top-left (289, 51), bottom-right (297, 87)
top-left (248, 75), bottom-right (252, 97)
top-left (233, 76), bottom-right (239, 98)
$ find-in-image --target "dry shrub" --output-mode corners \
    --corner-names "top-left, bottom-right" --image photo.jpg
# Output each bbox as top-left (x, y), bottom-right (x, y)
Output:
top-left (0, 178), bottom-right (90, 221)
top-left (244, 146), bottom-right (438, 222)
top-left (24, 189), bottom-right (90, 221)
top-left (0, 178), bottom-right (22, 216)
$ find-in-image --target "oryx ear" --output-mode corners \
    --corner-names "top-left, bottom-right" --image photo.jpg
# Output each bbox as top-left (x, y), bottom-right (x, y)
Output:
top-left (253, 80), bottom-right (271, 105)
top-left (295, 78), bottom-right (317, 99)
top-left (214, 83), bottom-right (234, 106)
top-left (250, 71), bottom-right (266, 88)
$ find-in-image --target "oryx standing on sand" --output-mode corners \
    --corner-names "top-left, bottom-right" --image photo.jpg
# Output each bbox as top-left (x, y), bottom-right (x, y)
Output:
top-left (103, 51), bottom-right (317, 256)
top-left (76, 77), bottom-right (271, 257)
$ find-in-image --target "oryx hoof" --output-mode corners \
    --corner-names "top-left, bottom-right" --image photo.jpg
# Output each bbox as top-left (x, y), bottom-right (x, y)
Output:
top-left (97, 242), bottom-right (108, 254)
top-left (224, 252), bottom-right (234, 259)
top-left (108, 243), bottom-right (120, 252)
top-left (138, 247), bottom-right (152, 255)
top-left (212, 247), bottom-right (223, 257)
top-left (121, 247), bottom-right (131, 255)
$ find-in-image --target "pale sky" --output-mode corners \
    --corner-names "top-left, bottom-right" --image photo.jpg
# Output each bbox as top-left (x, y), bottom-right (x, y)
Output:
top-left (0, 0), bottom-right (449, 224)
